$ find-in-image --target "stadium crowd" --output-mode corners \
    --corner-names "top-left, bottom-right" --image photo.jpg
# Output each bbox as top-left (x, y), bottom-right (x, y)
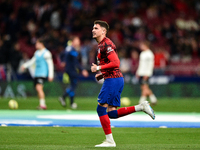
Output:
top-left (0, 0), bottom-right (200, 80)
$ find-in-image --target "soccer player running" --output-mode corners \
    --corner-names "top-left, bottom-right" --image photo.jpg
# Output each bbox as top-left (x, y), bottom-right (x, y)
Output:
top-left (91, 20), bottom-right (155, 147)
top-left (136, 41), bottom-right (157, 105)
top-left (21, 38), bottom-right (54, 110)
top-left (58, 36), bottom-right (88, 109)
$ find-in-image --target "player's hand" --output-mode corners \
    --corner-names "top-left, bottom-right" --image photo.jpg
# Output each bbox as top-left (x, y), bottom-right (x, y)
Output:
top-left (20, 65), bottom-right (25, 72)
top-left (48, 77), bottom-right (53, 82)
top-left (82, 69), bottom-right (89, 77)
top-left (91, 63), bottom-right (98, 72)
top-left (60, 62), bottom-right (66, 67)
top-left (95, 73), bottom-right (103, 81)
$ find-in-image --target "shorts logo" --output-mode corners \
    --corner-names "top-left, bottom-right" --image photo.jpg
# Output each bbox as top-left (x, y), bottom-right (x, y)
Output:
top-left (37, 79), bottom-right (43, 84)
top-left (107, 47), bottom-right (113, 53)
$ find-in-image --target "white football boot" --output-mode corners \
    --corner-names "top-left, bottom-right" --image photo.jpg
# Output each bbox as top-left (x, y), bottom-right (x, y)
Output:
top-left (95, 140), bottom-right (116, 147)
top-left (58, 97), bottom-right (66, 107)
top-left (71, 103), bottom-right (77, 109)
top-left (141, 101), bottom-right (155, 120)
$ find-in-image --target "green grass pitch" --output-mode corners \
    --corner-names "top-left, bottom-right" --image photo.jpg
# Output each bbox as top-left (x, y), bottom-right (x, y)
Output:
top-left (0, 97), bottom-right (200, 149)
top-left (0, 97), bottom-right (200, 112)
top-left (0, 127), bottom-right (200, 150)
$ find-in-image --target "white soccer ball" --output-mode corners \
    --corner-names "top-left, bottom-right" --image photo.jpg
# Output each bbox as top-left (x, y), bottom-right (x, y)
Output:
top-left (121, 97), bottom-right (131, 106)
top-left (8, 100), bottom-right (18, 109)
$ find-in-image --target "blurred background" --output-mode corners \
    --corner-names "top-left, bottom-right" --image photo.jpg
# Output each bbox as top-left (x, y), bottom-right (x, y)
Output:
top-left (0, 0), bottom-right (200, 99)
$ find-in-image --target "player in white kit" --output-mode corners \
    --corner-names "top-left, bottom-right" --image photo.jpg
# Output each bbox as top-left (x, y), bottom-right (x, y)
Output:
top-left (21, 38), bottom-right (54, 109)
top-left (136, 41), bottom-right (157, 105)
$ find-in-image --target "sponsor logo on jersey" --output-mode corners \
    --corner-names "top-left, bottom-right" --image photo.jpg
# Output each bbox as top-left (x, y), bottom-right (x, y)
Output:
top-left (107, 47), bottom-right (113, 53)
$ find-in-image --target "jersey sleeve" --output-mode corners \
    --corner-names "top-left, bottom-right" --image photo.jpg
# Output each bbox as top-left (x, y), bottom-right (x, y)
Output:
top-left (103, 43), bottom-right (116, 57)
top-left (44, 51), bottom-right (54, 79)
top-left (100, 44), bottom-right (120, 70)
top-left (23, 52), bottom-right (36, 68)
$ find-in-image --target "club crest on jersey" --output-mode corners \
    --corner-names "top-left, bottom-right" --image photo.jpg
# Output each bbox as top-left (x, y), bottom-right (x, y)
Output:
top-left (107, 47), bottom-right (113, 53)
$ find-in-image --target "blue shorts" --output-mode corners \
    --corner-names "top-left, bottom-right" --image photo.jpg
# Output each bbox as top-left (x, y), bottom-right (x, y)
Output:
top-left (98, 77), bottom-right (124, 107)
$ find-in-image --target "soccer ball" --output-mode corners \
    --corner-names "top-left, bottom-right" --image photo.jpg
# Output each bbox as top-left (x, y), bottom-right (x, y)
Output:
top-left (8, 100), bottom-right (18, 109)
top-left (121, 97), bottom-right (131, 106)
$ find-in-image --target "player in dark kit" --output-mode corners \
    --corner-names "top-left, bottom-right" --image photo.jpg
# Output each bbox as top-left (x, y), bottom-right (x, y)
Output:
top-left (91, 20), bottom-right (155, 147)
top-left (59, 36), bottom-right (88, 109)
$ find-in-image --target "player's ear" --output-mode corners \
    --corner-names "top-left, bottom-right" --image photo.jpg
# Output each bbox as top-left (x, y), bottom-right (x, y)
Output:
top-left (102, 28), bottom-right (106, 35)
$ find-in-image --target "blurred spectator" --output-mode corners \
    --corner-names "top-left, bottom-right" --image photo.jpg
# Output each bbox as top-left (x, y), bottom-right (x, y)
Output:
top-left (131, 15), bottom-right (143, 28)
top-left (119, 49), bottom-right (132, 74)
top-left (154, 47), bottom-right (169, 75)
top-left (50, 9), bottom-right (61, 29)
top-left (0, 65), bottom-right (6, 80)
top-left (0, 0), bottom-right (200, 79)
top-left (176, 14), bottom-right (199, 31)
top-left (195, 63), bottom-right (200, 76)
top-left (0, 35), bottom-right (12, 64)
top-left (80, 39), bottom-right (92, 69)
top-left (9, 42), bottom-right (22, 73)
top-left (18, 52), bottom-right (34, 79)
top-left (146, 5), bottom-right (158, 19)
top-left (130, 50), bottom-right (139, 74)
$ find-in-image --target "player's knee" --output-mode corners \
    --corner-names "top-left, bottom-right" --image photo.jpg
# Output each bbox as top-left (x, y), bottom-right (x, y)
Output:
top-left (35, 84), bottom-right (42, 92)
top-left (66, 89), bottom-right (75, 97)
top-left (108, 110), bottom-right (118, 119)
top-left (96, 105), bottom-right (107, 117)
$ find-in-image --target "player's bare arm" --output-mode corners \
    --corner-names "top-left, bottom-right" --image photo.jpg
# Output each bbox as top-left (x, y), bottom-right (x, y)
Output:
top-left (82, 69), bottom-right (89, 77)
top-left (60, 62), bottom-right (66, 67)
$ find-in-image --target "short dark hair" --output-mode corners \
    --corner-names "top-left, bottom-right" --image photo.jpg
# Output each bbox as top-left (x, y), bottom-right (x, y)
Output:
top-left (94, 20), bottom-right (109, 33)
top-left (69, 35), bottom-right (79, 41)
top-left (37, 37), bottom-right (46, 45)
top-left (67, 35), bottom-right (80, 46)
top-left (141, 40), bottom-right (150, 48)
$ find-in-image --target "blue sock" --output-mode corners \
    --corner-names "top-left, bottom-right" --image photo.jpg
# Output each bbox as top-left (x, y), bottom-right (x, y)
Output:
top-left (70, 96), bottom-right (74, 105)
top-left (108, 110), bottom-right (118, 119)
